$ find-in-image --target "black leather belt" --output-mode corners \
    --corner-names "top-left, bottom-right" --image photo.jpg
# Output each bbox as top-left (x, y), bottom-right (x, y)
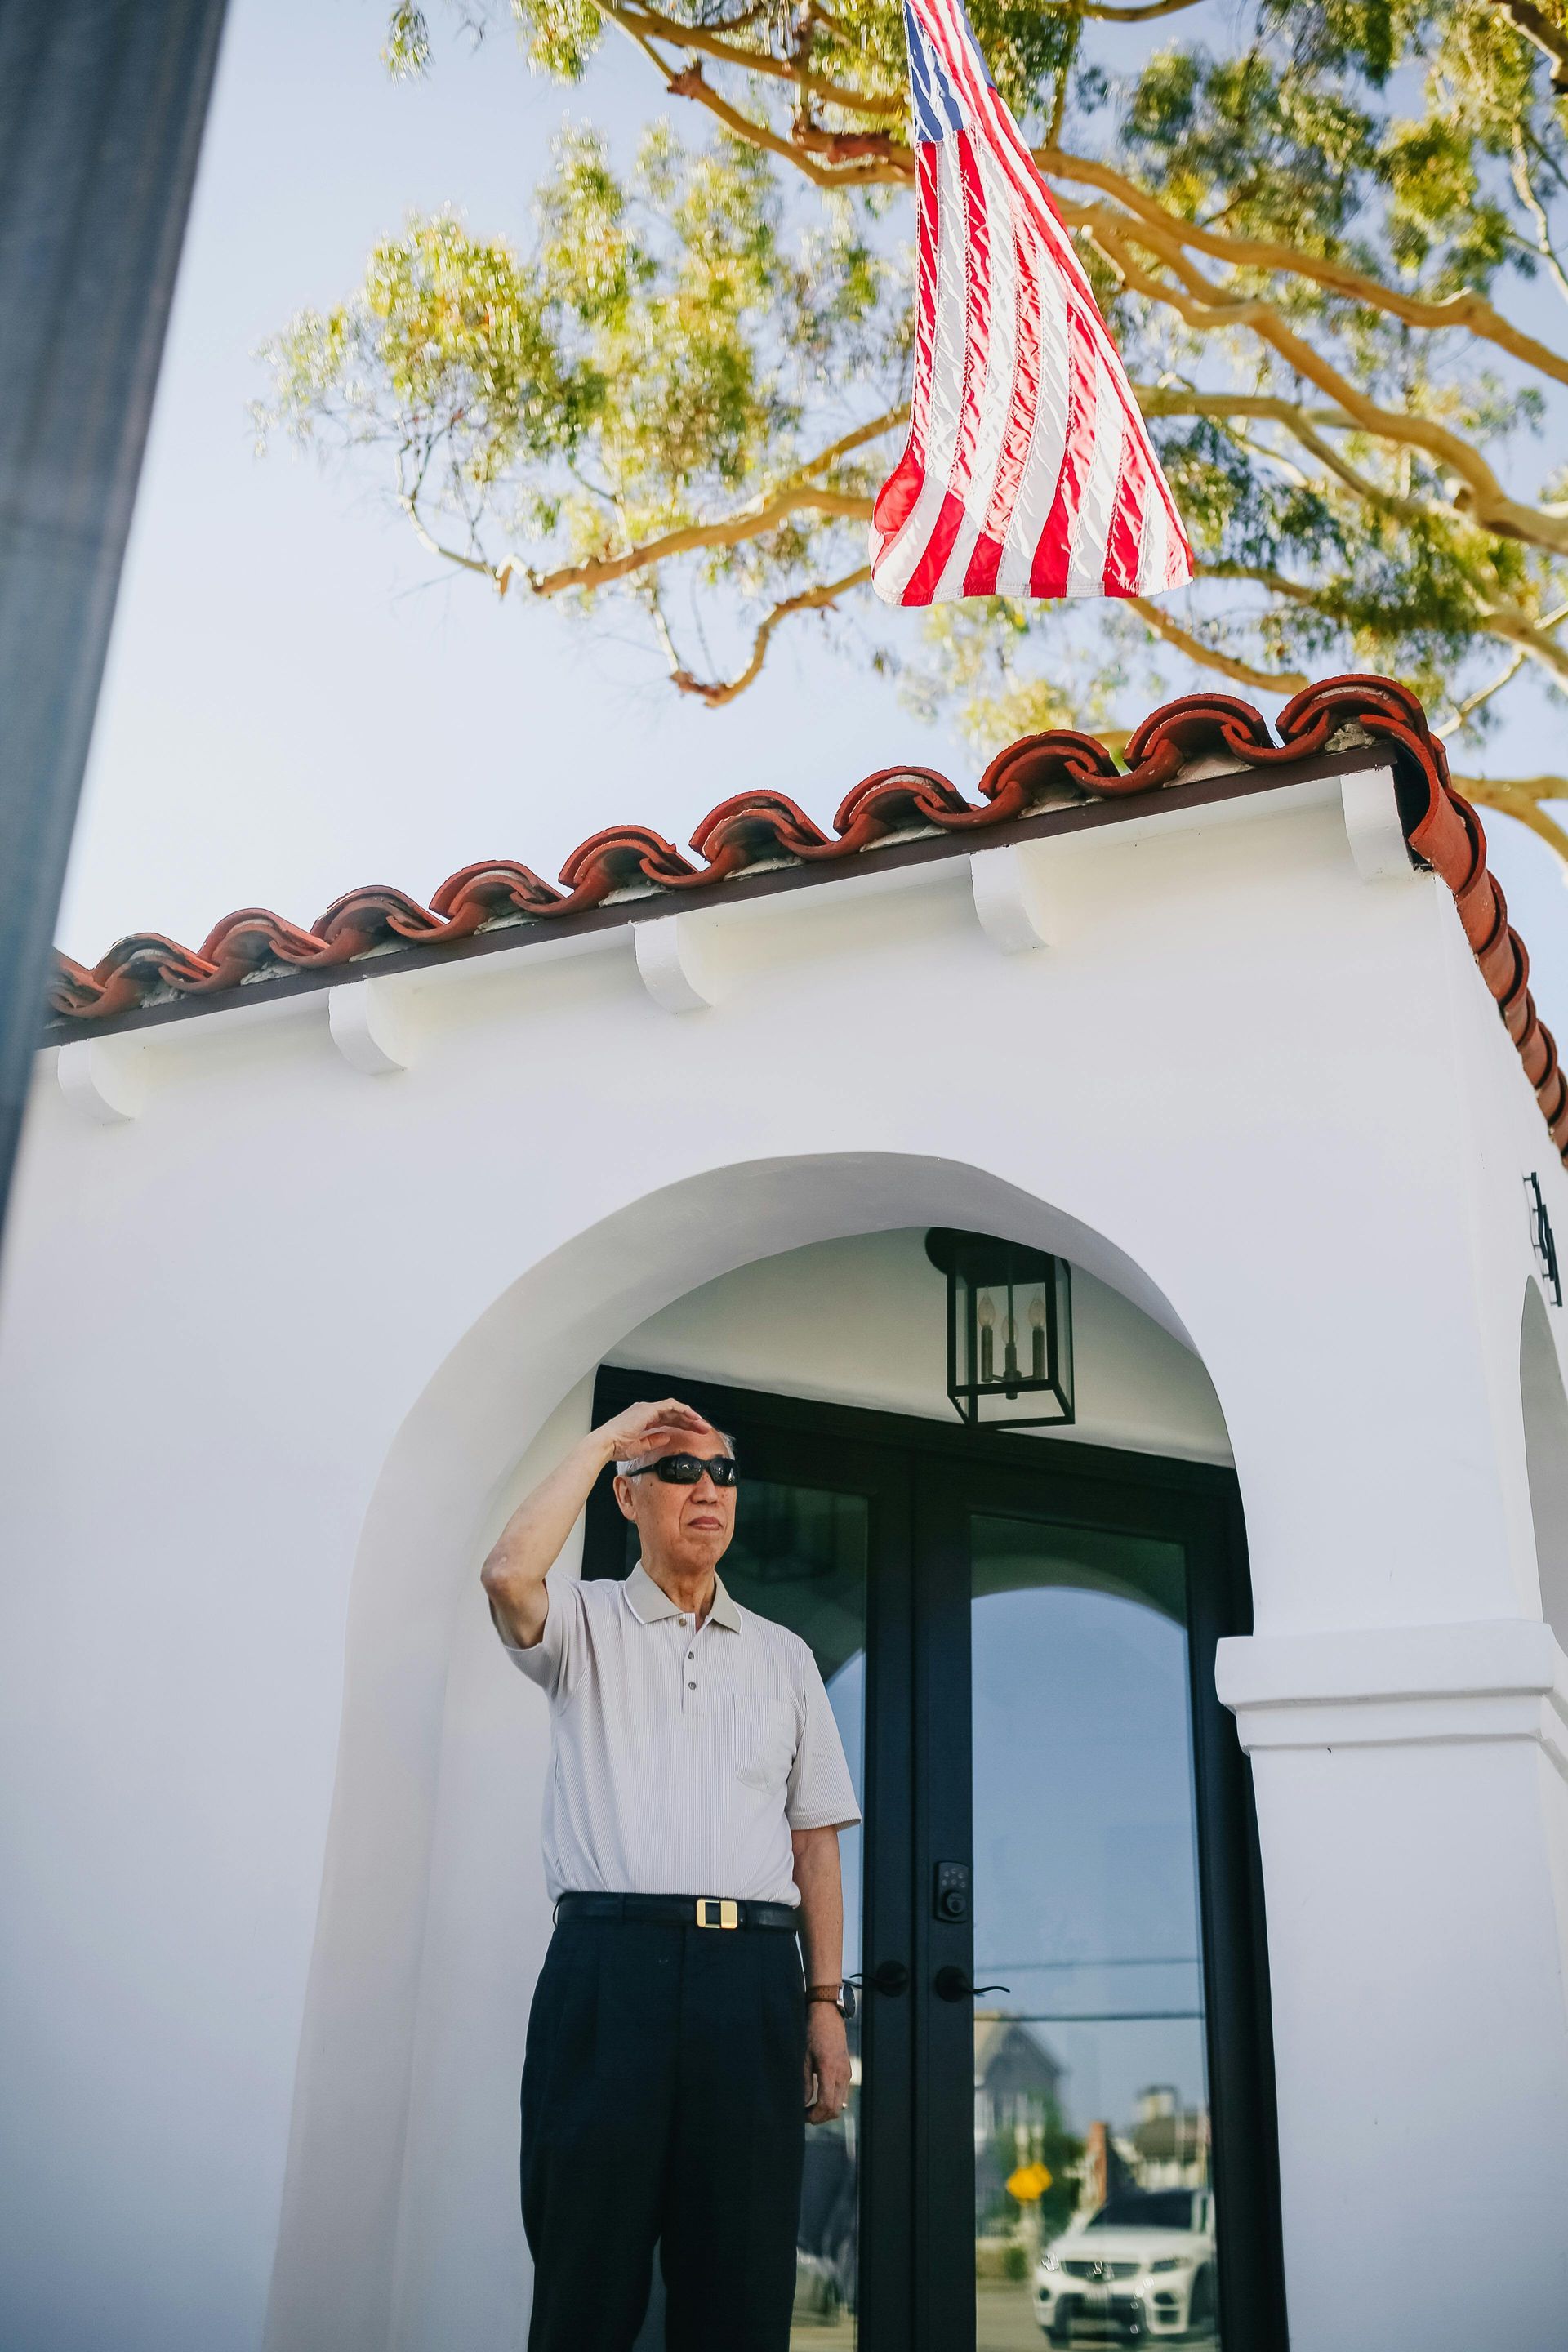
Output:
top-left (555, 1891), bottom-right (800, 1932)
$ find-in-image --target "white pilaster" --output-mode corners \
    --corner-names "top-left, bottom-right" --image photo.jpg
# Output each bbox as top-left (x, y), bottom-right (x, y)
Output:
top-left (1220, 1620), bottom-right (1568, 2352)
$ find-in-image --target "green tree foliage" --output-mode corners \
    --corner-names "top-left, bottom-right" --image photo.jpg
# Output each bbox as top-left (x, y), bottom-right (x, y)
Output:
top-left (257, 0), bottom-right (1568, 857)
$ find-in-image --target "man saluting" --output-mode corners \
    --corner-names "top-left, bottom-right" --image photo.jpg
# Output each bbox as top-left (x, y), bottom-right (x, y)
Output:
top-left (483, 1396), bottom-right (861, 2352)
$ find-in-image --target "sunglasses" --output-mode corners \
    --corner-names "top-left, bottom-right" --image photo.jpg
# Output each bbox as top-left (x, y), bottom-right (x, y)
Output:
top-left (626, 1453), bottom-right (739, 1488)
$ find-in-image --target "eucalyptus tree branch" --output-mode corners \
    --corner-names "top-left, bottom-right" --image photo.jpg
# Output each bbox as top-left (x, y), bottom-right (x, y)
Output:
top-left (593, 7), bottom-right (1568, 426)
top-left (617, 15), bottom-right (1568, 433)
top-left (670, 564), bottom-right (873, 703)
top-left (1454, 777), bottom-right (1568, 861)
top-left (788, 118), bottom-right (911, 168)
top-left (1481, 604), bottom-right (1568, 686)
top-left (1256, 417), bottom-right (1443, 527)
top-left (661, 62), bottom-right (900, 186)
top-left (1221, 416), bottom-right (1416, 523)
top-left (1179, 570), bottom-right (1568, 712)
top-left (1192, 560), bottom-right (1320, 604)
top-left (595, 0), bottom-right (906, 117)
top-left (1085, 217), bottom-right (1568, 554)
top-left (1508, 131), bottom-right (1568, 311)
top-left (644, 573), bottom-right (688, 678)
top-left (1134, 385), bottom-right (1355, 432)
top-left (516, 483), bottom-right (872, 599)
top-left (779, 407), bottom-right (907, 484)
top-left (1127, 597), bottom-right (1310, 693)
top-left (1045, 8), bottom-right (1081, 154)
top-left (1433, 649), bottom-right (1526, 738)
top-left (396, 468), bottom-right (502, 583)
top-left (1137, 383), bottom-right (1463, 533)
top-left (1039, 150), bottom-right (1568, 390)
top-left (592, 8), bottom-right (1568, 417)
top-left (1213, 402), bottom-right (1438, 527)
top-left (1195, 557), bottom-right (1568, 698)
top-left (1490, 0), bottom-right (1568, 91)
top-left (604, 73), bottom-right (1568, 556)
top-left (1080, 0), bottom-right (1207, 15)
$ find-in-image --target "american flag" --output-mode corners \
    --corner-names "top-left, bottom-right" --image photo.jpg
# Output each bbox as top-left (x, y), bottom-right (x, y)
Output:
top-left (870, 0), bottom-right (1192, 608)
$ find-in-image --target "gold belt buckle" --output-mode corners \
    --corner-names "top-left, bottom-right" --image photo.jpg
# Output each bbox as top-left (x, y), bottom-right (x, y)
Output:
top-left (696, 1898), bottom-right (739, 1930)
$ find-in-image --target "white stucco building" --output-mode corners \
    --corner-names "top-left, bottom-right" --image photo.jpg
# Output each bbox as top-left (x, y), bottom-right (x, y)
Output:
top-left (3, 671), bottom-right (1568, 2352)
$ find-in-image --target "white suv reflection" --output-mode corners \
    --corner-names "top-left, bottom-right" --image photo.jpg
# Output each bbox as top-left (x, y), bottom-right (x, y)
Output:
top-left (1033, 2188), bottom-right (1217, 2342)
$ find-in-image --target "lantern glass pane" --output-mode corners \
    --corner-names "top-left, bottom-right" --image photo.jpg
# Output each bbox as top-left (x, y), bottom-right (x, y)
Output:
top-left (932, 1229), bottom-right (1075, 1428)
top-left (949, 1241), bottom-right (1071, 1420)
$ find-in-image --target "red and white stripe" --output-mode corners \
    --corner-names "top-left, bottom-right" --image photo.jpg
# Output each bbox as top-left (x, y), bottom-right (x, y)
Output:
top-left (871, 0), bottom-right (1192, 608)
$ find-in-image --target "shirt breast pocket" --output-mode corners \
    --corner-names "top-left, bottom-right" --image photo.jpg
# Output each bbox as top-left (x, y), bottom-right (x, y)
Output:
top-left (733, 1695), bottom-right (796, 1792)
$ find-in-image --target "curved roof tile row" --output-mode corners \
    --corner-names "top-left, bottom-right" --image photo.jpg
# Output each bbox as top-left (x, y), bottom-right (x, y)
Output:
top-left (48, 672), bottom-right (1567, 1167)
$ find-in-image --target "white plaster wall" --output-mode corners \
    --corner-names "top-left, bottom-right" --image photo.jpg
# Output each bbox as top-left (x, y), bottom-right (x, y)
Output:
top-left (1, 769), bottom-right (1566, 2350)
top-left (385, 1381), bottom-right (590, 2352)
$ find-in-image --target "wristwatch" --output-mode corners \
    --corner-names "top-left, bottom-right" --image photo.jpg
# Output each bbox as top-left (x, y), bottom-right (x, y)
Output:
top-left (806, 1981), bottom-right (857, 2020)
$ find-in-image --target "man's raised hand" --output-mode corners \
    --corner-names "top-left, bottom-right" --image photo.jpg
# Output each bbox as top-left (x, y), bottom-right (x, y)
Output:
top-left (483, 1398), bottom-right (708, 1647)
top-left (597, 1397), bottom-right (710, 1467)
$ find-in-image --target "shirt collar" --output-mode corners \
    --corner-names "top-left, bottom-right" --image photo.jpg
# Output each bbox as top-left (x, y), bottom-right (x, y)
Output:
top-left (625, 1561), bottom-right (742, 1633)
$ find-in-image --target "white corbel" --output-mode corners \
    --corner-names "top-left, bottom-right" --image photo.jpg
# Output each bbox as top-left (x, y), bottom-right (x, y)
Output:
top-left (633, 913), bottom-right (720, 1013)
top-left (327, 977), bottom-right (412, 1075)
top-left (56, 1036), bottom-right (147, 1125)
top-left (969, 842), bottom-right (1055, 955)
top-left (1340, 764), bottom-right (1415, 884)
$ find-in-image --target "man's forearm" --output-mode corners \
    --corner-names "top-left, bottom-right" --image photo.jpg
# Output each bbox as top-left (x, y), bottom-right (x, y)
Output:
top-left (792, 1826), bottom-right (852, 2125)
top-left (791, 1826), bottom-right (844, 1986)
top-left (480, 1429), bottom-right (614, 1646)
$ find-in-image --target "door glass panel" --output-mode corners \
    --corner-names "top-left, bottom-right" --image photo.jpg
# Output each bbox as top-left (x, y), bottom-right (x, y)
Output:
top-left (622, 1478), bottom-right (868, 2350)
top-left (728, 1481), bottom-right (868, 2348)
top-left (969, 1516), bottom-right (1218, 2352)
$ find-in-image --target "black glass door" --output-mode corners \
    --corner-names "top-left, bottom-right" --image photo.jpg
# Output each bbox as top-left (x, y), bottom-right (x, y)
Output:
top-left (586, 1368), bottom-right (1285, 2352)
top-left (911, 1455), bottom-right (1282, 2352)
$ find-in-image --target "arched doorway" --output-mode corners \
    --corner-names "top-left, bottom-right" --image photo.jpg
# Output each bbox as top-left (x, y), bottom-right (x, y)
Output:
top-left (263, 1159), bottom-right (1282, 2352)
top-left (586, 1343), bottom-right (1271, 2352)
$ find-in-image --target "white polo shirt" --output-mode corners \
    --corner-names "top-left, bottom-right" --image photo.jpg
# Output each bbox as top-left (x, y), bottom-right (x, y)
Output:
top-left (502, 1561), bottom-right (861, 1905)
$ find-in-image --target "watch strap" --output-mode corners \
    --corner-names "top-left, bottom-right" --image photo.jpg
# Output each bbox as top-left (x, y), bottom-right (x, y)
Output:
top-left (806, 1981), bottom-right (853, 2017)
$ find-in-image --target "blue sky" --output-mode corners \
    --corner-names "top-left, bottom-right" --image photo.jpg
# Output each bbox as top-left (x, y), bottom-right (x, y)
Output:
top-left (60, 0), bottom-right (969, 964)
top-left (58, 0), bottom-right (1568, 1057)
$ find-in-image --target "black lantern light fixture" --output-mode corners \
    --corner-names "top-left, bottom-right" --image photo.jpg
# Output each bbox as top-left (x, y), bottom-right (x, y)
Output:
top-left (924, 1229), bottom-right (1075, 1429)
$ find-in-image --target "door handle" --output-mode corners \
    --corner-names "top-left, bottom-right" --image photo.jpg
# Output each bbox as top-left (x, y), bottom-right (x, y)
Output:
top-left (933, 1966), bottom-right (1010, 2002)
top-left (871, 1959), bottom-right (911, 1997)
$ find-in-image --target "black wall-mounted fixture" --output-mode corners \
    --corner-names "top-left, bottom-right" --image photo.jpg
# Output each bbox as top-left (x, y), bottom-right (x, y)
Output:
top-left (1526, 1174), bottom-right (1561, 1307)
top-left (924, 1227), bottom-right (1075, 1428)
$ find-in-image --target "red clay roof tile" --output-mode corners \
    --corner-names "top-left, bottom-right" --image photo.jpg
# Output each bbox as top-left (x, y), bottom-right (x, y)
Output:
top-left (47, 674), bottom-right (1568, 1167)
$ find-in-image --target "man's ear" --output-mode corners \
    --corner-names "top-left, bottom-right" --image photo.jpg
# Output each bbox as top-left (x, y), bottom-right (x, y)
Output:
top-left (612, 1472), bottom-right (638, 1523)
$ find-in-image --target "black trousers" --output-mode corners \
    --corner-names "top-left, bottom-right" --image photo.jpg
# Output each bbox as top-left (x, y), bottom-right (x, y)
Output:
top-left (521, 1915), bottom-right (807, 2352)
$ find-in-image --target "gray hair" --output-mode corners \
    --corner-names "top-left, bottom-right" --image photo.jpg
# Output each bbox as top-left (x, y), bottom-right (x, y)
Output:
top-left (616, 1427), bottom-right (736, 1477)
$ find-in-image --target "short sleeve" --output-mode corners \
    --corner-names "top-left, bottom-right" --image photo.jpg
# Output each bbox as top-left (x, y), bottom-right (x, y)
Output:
top-left (786, 1648), bottom-right (862, 1832)
top-left (497, 1566), bottom-right (585, 1704)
